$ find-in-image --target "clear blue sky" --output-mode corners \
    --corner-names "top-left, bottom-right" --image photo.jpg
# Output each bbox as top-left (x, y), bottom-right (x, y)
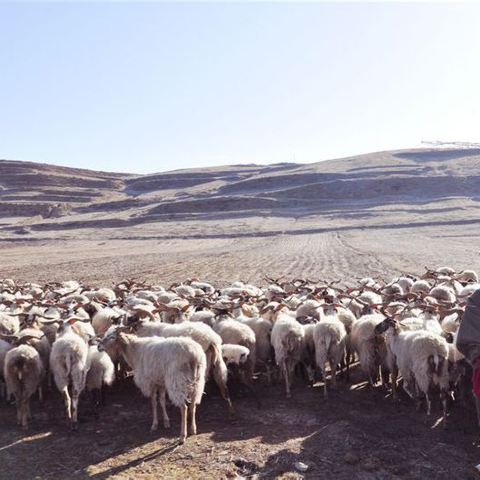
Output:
top-left (1, 2), bottom-right (480, 174)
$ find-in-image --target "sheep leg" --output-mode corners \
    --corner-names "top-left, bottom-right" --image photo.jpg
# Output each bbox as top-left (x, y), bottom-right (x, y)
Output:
top-left (282, 361), bottom-right (291, 398)
top-left (239, 370), bottom-right (261, 408)
top-left (38, 385), bottom-right (43, 403)
top-left (91, 389), bottom-right (100, 419)
top-left (425, 392), bottom-right (432, 416)
top-left (331, 361), bottom-right (337, 390)
top-left (345, 351), bottom-right (351, 381)
top-left (403, 378), bottom-right (415, 399)
top-left (150, 389), bottom-right (159, 431)
top-left (71, 388), bottom-right (80, 431)
top-left (391, 367), bottom-right (398, 401)
top-left (159, 388), bottom-right (170, 429)
top-left (213, 371), bottom-right (234, 415)
top-left (188, 402), bottom-right (197, 435)
top-left (179, 404), bottom-right (188, 444)
top-left (15, 396), bottom-right (22, 425)
top-left (62, 387), bottom-right (72, 421)
top-left (21, 399), bottom-right (29, 430)
top-left (381, 366), bottom-right (390, 390)
top-left (440, 389), bottom-right (448, 428)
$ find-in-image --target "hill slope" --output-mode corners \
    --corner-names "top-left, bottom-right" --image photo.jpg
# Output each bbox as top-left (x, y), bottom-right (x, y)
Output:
top-left (1, 148), bottom-right (480, 239)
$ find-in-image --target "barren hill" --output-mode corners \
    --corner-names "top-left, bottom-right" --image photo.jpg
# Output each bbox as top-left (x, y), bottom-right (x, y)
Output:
top-left (1, 148), bottom-right (480, 239)
top-left (2, 148), bottom-right (480, 285)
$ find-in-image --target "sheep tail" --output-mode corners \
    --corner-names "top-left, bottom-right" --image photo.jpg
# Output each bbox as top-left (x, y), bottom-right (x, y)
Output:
top-left (283, 331), bottom-right (301, 354)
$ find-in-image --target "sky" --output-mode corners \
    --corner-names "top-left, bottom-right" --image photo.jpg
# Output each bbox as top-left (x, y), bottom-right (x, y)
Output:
top-left (1, 2), bottom-right (480, 174)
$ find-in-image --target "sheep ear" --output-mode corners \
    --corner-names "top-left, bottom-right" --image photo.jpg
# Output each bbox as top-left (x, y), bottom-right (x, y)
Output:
top-left (181, 304), bottom-right (190, 313)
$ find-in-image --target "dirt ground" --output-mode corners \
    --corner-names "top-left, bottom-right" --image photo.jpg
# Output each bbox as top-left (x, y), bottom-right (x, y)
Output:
top-left (0, 365), bottom-right (479, 480)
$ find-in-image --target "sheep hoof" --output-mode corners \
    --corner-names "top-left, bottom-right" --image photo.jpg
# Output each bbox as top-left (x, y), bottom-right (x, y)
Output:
top-left (179, 436), bottom-right (186, 445)
top-left (150, 424), bottom-right (158, 432)
top-left (71, 422), bottom-right (78, 432)
top-left (164, 421), bottom-right (170, 429)
top-left (286, 393), bottom-right (291, 399)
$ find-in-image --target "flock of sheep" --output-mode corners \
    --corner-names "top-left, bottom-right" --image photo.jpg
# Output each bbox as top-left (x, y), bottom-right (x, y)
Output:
top-left (0, 267), bottom-right (475, 443)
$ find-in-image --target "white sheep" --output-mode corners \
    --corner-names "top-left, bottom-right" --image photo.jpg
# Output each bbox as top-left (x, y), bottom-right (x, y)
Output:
top-left (134, 320), bottom-right (233, 413)
top-left (270, 308), bottom-right (305, 398)
top-left (49, 320), bottom-right (90, 430)
top-left (4, 344), bottom-right (44, 429)
top-left (99, 330), bottom-right (206, 443)
top-left (213, 315), bottom-right (256, 379)
top-left (350, 312), bottom-right (387, 386)
top-left (313, 305), bottom-right (347, 398)
top-left (86, 343), bottom-right (115, 410)
top-left (375, 317), bottom-right (450, 423)
top-left (0, 338), bottom-right (12, 397)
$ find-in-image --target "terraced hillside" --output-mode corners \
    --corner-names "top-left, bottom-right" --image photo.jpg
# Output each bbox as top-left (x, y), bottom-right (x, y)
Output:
top-left (2, 148), bottom-right (480, 240)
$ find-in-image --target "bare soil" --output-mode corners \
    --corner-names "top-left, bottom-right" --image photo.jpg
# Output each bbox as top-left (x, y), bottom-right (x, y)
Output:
top-left (0, 366), bottom-right (478, 480)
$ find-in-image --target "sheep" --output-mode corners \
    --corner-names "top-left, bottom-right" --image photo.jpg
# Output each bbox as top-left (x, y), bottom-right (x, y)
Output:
top-left (375, 317), bottom-right (450, 423)
top-left (86, 342), bottom-right (115, 412)
top-left (455, 270), bottom-right (479, 284)
top-left (374, 316), bottom-right (426, 400)
top-left (213, 316), bottom-right (256, 380)
top-left (239, 316), bottom-right (273, 370)
top-left (407, 332), bottom-right (450, 423)
top-left (411, 280), bottom-right (431, 295)
top-left (133, 320), bottom-right (233, 414)
top-left (396, 276), bottom-right (414, 293)
top-left (49, 319), bottom-right (90, 430)
top-left (429, 285), bottom-right (456, 304)
top-left (0, 312), bottom-right (20, 336)
top-left (91, 305), bottom-right (125, 336)
top-left (350, 312), bottom-right (388, 386)
top-left (99, 329), bottom-right (206, 443)
top-left (0, 338), bottom-right (12, 397)
top-left (301, 322), bottom-right (316, 384)
top-left (270, 309), bottom-right (305, 398)
top-left (4, 344), bottom-right (44, 429)
top-left (222, 344), bottom-right (250, 367)
top-left (313, 305), bottom-right (347, 398)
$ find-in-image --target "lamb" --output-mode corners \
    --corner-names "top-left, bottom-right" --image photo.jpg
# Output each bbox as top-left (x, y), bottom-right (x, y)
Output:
top-left (99, 329), bottom-right (206, 443)
top-left (313, 304), bottom-right (347, 398)
top-left (49, 319), bottom-right (90, 430)
top-left (133, 320), bottom-right (233, 413)
top-left (213, 315), bottom-right (256, 379)
top-left (222, 344), bottom-right (250, 367)
top-left (4, 344), bottom-right (44, 429)
top-left (270, 308), bottom-right (305, 398)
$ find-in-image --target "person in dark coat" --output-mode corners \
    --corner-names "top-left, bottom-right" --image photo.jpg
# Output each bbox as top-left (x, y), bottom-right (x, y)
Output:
top-left (456, 288), bottom-right (480, 424)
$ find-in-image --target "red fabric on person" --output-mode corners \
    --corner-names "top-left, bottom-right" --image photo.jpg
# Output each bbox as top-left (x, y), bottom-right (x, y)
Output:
top-left (473, 358), bottom-right (480, 399)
